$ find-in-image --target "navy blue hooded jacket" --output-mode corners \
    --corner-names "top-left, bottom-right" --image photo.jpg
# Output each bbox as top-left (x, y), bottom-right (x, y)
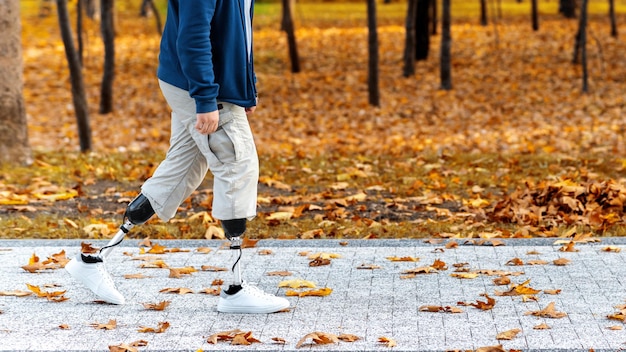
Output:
top-left (157, 0), bottom-right (257, 114)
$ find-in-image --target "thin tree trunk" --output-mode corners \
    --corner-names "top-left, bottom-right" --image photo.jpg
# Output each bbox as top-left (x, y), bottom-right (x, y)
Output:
top-left (415, 0), bottom-right (430, 61)
top-left (99, 0), bottom-right (115, 114)
top-left (77, 0), bottom-right (84, 66)
top-left (56, 0), bottom-right (92, 151)
top-left (403, 0), bottom-right (417, 77)
top-left (480, 0), bottom-right (488, 26)
top-left (531, 0), bottom-right (539, 31)
top-left (148, 0), bottom-right (162, 34)
top-left (560, 0), bottom-right (576, 19)
top-left (281, 0), bottom-right (300, 73)
top-left (440, 0), bottom-right (452, 90)
top-left (0, 0), bottom-right (32, 165)
top-left (609, 0), bottom-right (618, 37)
top-left (580, 0), bottom-right (589, 93)
top-left (367, 0), bottom-right (380, 106)
top-left (430, 0), bottom-right (437, 35)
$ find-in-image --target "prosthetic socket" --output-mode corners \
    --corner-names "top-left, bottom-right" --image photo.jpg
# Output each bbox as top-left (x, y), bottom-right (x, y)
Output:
top-left (98, 194), bottom-right (155, 258)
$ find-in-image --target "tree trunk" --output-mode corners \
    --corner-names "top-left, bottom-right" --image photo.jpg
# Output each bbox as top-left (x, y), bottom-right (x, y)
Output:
top-left (77, 0), bottom-right (84, 66)
top-left (415, 0), bottom-right (430, 61)
top-left (281, 0), bottom-right (300, 73)
top-left (531, 0), bottom-right (539, 31)
top-left (140, 0), bottom-right (162, 34)
top-left (430, 0), bottom-right (437, 35)
top-left (367, 0), bottom-right (380, 106)
top-left (580, 0), bottom-right (589, 93)
top-left (480, 0), bottom-right (488, 26)
top-left (559, 0), bottom-right (576, 19)
top-left (0, 0), bottom-right (32, 165)
top-left (440, 0), bottom-right (452, 90)
top-left (403, 0), bottom-right (417, 77)
top-left (56, 0), bottom-right (92, 152)
top-left (99, 0), bottom-right (115, 114)
top-left (609, 0), bottom-right (618, 38)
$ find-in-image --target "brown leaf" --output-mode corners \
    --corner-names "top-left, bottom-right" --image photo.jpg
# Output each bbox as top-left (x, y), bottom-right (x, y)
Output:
top-left (296, 332), bottom-right (339, 348)
top-left (475, 345), bottom-right (505, 352)
top-left (357, 263), bottom-right (381, 270)
top-left (559, 241), bottom-right (579, 252)
top-left (138, 321), bottom-right (170, 333)
top-left (496, 328), bottom-right (521, 340)
top-left (267, 270), bottom-right (292, 276)
top-left (91, 319), bottom-right (117, 330)
top-left (199, 287), bottom-right (221, 296)
top-left (505, 257), bottom-right (524, 266)
top-left (201, 265), bottom-right (228, 272)
top-left (108, 343), bottom-right (137, 352)
top-left (81, 242), bottom-right (99, 254)
top-left (378, 336), bottom-right (397, 347)
top-left (124, 273), bottom-right (150, 279)
top-left (285, 287), bottom-right (332, 297)
top-left (142, 301), bottom-right (170, 311)
top-left (386, 256), bottom-right (419, 262)
top-left (469, 294), bottom-right (496, 310)
top-left (159, 287), bottom-right (193, 294)
top-left (271, 337), bottom-right (287, 344)
top-left (337, 333), bottom-right (360, 342)
top-left (534, 323), bottom-right (551, 329)
top-left (525, 302), bottom-right (567, 318)
top-left (493, 276), bottom-right (511, 286)
top-left (553, 258), bottom-right (571, 266)
top-left (168, 266), bottom-right (197, 278)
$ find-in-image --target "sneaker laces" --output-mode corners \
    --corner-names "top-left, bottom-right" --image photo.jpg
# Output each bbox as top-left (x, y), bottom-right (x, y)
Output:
top-left (95, 261), bottom-right (116, 288)
top-left (241, 283), bottom-right (278, 300)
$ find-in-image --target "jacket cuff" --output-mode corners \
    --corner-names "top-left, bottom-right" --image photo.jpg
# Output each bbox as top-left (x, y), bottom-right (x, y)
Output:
top-left (196, 99), bottom-right (219, 114)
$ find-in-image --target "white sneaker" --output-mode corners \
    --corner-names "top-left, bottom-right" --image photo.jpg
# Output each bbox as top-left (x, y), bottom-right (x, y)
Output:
top-left (217, 283), bottom-right (289, 313)
top-left (65, 254), bottom-right (125, 305)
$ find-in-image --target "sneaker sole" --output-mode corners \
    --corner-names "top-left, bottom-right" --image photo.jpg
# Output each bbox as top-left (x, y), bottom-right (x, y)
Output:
top-left (217, 301), bottom-right (290, 314)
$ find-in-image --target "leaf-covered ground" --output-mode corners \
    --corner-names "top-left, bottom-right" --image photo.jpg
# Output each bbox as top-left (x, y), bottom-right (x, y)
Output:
top-left (2, 3), bottom-right (626, 240)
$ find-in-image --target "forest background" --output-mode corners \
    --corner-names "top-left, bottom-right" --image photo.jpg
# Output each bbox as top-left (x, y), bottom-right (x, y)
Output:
top-left (1, 0), bottom-right (626, 243)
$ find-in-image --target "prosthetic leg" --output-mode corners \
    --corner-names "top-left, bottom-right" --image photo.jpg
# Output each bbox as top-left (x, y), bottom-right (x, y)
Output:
top-left (221, 218), bottom-right (247, 295)
top-left (216, 218), bottom-right (291, 313)
top-left (99, 194), bottom-right (155, 258)
top-left (66, 193), bottom-right (155, 304)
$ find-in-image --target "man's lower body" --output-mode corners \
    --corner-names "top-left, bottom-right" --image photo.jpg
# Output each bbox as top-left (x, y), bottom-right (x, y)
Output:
top-left (65, 80), bottom-right (289, 314)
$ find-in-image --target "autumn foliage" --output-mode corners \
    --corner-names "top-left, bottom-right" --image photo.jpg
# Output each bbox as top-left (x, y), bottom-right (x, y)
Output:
top-left (2, 3), bottom-right (626, 240)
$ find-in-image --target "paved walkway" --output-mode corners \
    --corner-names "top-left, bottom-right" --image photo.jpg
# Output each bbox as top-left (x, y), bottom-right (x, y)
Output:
top-left (2, 238), bottom-right (626, 352)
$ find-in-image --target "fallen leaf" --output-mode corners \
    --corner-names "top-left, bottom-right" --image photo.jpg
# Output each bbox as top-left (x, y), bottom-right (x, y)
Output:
top-left (496, 328), bottom-right (521, 340)
top-left (278, 279), bottom-right (316, 289)
top-left (469, 294), bottom-right (496, 310)
top-left (201, 265), bottom-right (228, 272)
top-left (386, 256), bottom-right (419, 262)
top-left (525, 302), bottom-right (567, 318)
top-left (337, 333), bottom-right (360, 342)
top-left (533, 323), bottom-right (551, 329)
top-left (559, 241), bottom-right (579, 252)
top-left (377, 336), bottom-right (397, 347)
top-left (169, 266), bottom-right (197, 278)
top-left (296, 332), bottom-right (339, 348)
top-left (199, 287), bottom-right (221, 296)
top-left (285, 287), bottom-right (332, 297)
top-left (553, 258), bottom-right (571, 266)
top-left (91, 319), bottom-right (117, 330)
top-left (271, 337), bottom-right (287, 344)
top-left (267, 270), bottom-right (292, 276)
top-left (602, 246), bottom-right (621, 253)
top-left (124, 273), bottom-right (150, 279)
top-left (357, 263), bottom-right (381, 270)
top-left (138, 321), bottom-right (170, 333)
top-left (0, 290), bottom-right (32, 297)
top-left (142, 301), bottom-right (170, 311)
top-left (493, 276), bottom-right (511, 286)
top-left (108, 343), bottom-right (137, 352)
top-left (159, 287), bottom-right (194, 294)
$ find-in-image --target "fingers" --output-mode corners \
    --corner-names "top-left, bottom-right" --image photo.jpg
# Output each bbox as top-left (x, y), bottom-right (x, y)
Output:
top-left (195, 111), bottom-right (220, 135)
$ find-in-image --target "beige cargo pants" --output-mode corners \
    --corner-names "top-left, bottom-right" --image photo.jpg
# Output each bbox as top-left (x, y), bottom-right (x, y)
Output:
top-left (141, 80), bottom-right (258, 222)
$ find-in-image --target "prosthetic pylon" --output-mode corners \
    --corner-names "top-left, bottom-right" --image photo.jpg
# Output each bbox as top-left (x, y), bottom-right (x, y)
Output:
top-left (222, 218), bottom-right (247, 292)
top-left (99, 194), bottom-right (155, 258)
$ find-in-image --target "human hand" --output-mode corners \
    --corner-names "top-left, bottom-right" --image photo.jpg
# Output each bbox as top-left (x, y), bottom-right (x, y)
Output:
top-left (245, 106), bottom-right (256, 115)
top-left (195, 110), bottom-right (220, 134)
